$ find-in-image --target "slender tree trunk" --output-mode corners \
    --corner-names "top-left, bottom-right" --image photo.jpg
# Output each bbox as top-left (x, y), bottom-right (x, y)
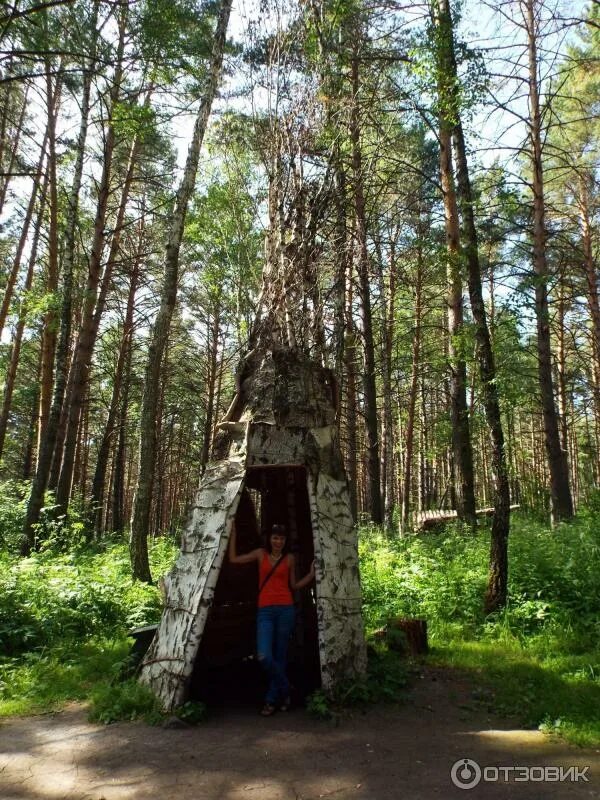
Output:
top-left (379, 236), bottom-right (397, 527)
top-left (524, 0), bottom-right (573, 522)
top-left (434, 0), bottom-right (511, 605)
top-left (556, 280), bottom-right (569, 455)
top-left (438, 120), bottom-right (476, 525)
top-left (0, 119), bottom-right (49, 341)
top-left (35, 61), bottom-right (62, 477)
top-left (0, 170), bottom-right (47, 459)
top-left (90, 247), bottom-right (140, 536)
top-left (200, 302), bottom-right (221, 472)
top-left (578, 178), bottom-right (600, 450)
top-left (344, 234), bottom-right (358, 521)
top-left (129, 0), bottom-right (232, 582)
top-left (0, 84), bottom-right (28, 218)
top-left (0, 70), bottom-right (14, 187)
top-left (23, 347), bottom-right (44, 480)
top-left (112, 329), bottom-right (134, 534)
top-left (55, 9), bottom-right (127, 513)
top-left (332, 162), bottom-right (347, 382)
top-left (452, 122), bottom-right (511, 610)
top-left (22, 10), bottom-right (98, 549)
top-left (402, 244), bottom-right (423, 532)
top-left (211, 341), bottom-right (224, 445)
top-left (349, 52), bottom-right (382, 524)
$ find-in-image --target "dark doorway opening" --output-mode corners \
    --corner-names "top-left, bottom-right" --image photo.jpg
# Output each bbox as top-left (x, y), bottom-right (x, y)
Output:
top-left (190, 466), bottom-right (321, 708)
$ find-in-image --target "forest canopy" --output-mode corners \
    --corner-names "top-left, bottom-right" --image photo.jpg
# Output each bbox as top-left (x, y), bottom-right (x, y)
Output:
top-left (0, 0), bottom-right (598, 595)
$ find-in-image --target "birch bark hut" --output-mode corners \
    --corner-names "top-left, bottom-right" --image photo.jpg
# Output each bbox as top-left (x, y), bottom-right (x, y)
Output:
top-left (129, 0), bottom-right (232, 582)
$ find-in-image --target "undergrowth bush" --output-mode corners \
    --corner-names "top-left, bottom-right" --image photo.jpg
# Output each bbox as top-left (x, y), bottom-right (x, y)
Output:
top-left (89, 678), bottom-right (163, 725)
top-left (357, 512), bottom-right (600, 746)
top-left (358, 513), bottom-right (600, 643)
top-left (0, 536), bottom-right (178, 655)
top-left (0, 504), bottom-right (598, 744)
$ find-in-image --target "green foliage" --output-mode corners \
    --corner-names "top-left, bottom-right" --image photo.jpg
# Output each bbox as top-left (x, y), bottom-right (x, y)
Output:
top-left (306, 689), bottom-right (332, 719)
top-left (359, 514), bottom-right (600, 641)
top-left (0, 640), bottom-right (132, 717)
top-left (112, 100), bottom-right (157, 142)
top-left (174, 700), bottom-right (208, 724)
top-left (0, 533), bottom-right (177, 719)
top-left (138, 0), bottom-right (214, 82)
top-left (308, 646), bottom-right (409, 719)
top-left (0, 537), bottom-right (177, 655)
top-left (89, 679), bottom-right (163, 725)
top-left (358, 513), bottom-right (600, 746)
top-left (0, 481), bottom-right (28, 550)
top-left (359, 523), bottom-right (488, 635)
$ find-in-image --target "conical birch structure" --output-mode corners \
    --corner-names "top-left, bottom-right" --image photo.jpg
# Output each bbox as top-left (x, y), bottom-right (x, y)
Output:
top-left (139, 346), bottom-right (367, 711)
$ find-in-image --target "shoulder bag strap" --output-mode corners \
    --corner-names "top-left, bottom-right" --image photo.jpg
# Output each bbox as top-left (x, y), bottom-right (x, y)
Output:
top-left (258, 555), bottom-right (286, 596)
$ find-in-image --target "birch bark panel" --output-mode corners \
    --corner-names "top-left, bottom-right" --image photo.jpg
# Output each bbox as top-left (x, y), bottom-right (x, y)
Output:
top-left (139, 429), bottom-right (248, 709)
top-left (308, 470), bottom-right (367, 691)
top-left (247, 425), bottom-right (307, 465)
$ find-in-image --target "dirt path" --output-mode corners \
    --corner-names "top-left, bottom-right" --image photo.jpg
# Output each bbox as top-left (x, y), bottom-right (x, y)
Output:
top-left (1, 668), bottom-right (598, 800)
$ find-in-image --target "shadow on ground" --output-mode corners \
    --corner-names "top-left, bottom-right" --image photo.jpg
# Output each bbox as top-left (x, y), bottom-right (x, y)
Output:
top-left (0, 668), bottom-right (598, 800)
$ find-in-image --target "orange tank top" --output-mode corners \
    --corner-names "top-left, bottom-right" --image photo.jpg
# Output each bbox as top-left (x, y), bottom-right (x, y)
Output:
top-left (258, 552), bottom-right (293, 608)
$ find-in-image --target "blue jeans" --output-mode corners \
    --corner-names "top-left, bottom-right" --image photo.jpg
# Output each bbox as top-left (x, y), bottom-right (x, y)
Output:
top-left (256, 605), bottom-right (295, 705)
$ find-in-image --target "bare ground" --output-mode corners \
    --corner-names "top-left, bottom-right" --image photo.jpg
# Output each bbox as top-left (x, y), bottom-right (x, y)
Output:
top-left (1, 667), bottom-right (598, 800)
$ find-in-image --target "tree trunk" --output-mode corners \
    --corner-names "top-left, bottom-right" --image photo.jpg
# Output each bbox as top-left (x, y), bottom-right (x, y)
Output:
top-left (452, 122), bottom-right (511, 611)
top-left (90, 243), bottom-right (140, 536)
top-left (434, 0), bottom-right (510, 605)
top-left (379, 235), bottom-right (397, 528)
top-left (438, 122), bottom-right (476, 525)
top-left (23, 368), bottom-right (41, 481)
top-left (129, 0), bottom-right (232, 582)
top-left (35, 61), bottom-right (62, 477)
top-left (0, 167), bottom-right (47, 460)
top-left (349, 53), bottom-right (382, 524)
top-left (0, 84), bottom-right (28, 218)
top-left (525, 0), bottom-right (573, 522)
top-left (200, 301), bottom-right (221, 472)
top-left (332, 162), bottom-right (348, 383)
top-left (401, 243), bottom-right (423, 532)
top-left (343, 232), bottom-right (358, 521)
top-left (112, 321), bottom-right (135, 534)
top-left (55, 8), bottom-right (127, 513)
top-left (0, 115), bottom-right (49, 341)
top-left (22, 10), bottom-right (98, 549)
top-left (578, 177), bottom-right (600, 453)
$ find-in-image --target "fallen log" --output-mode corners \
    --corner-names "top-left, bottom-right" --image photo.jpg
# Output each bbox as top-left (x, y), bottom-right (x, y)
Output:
top-left (415, 505), bottom-right (520, 531)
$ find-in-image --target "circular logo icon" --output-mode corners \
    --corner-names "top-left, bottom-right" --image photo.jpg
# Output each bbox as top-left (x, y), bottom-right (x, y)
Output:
top-left (451, 758), bottom-right (482, 789)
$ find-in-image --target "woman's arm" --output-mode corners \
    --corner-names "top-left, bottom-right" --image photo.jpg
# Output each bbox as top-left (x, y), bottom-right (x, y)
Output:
top-left (228, 522), bottom-right (262, 565)
top-left (288, 554), bottom-right (316, 591)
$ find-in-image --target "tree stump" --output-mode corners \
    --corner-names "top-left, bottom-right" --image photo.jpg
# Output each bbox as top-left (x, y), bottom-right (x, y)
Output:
top-left (387, 617), bottom-right (428, 655)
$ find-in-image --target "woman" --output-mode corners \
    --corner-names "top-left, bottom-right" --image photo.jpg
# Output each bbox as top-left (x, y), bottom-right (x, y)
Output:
top-left (229, 521), bottom-right (315, 715)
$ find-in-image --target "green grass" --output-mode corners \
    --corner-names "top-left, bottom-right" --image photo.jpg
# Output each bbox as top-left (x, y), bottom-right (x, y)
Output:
top-left (0, 503), bottom-right (599, 745)
top-left (358, 510), bottom-right (600, 747)
top-left (0, 639), bottom-right (131, 717)
top-left (430, 639), bottom-right (600, 747)
top-left (0, 534), bottom-right (178, 721)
